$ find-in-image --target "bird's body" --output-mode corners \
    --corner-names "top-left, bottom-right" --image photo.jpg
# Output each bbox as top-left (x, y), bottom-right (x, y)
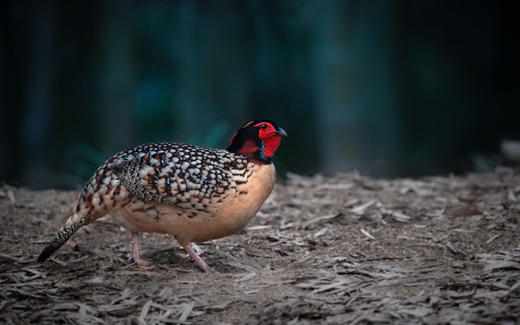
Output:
top-left (38, 120), bottom-right (286, 272)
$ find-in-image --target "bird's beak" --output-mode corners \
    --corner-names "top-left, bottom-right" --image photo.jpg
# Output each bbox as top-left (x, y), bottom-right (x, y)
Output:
top-left (276, 128), bottom-right (288, 137)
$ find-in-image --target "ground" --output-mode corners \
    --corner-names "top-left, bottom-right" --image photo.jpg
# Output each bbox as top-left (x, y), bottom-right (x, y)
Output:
top-left (1, 168), bottom-right (520, 324)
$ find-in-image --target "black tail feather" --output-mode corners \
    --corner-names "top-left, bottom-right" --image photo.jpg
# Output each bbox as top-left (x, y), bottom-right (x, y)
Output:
top-left (37, 218), bottom-right (86, 262)
top-left (38, 244), bottom-right (61, 263)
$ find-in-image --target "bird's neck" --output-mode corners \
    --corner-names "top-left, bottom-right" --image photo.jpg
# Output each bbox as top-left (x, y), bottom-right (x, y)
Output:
top-left (227, 137), bottom-right (280, 165)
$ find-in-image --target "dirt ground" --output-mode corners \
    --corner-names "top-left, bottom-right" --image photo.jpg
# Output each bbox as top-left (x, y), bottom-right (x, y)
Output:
top-left (1, 167), bottom-right (520, 324)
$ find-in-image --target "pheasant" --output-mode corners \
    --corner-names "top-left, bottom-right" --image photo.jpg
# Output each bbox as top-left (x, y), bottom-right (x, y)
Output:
top-left (38, 119), bottom-right (286, 272)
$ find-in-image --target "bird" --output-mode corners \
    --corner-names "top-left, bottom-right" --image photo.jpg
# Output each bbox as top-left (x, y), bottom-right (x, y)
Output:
top-left (37, 119), bottom-right (287, 272)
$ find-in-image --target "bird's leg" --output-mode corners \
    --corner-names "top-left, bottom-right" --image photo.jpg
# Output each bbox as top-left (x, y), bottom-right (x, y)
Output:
top-left (183, 244), bottom-right (215, 273)
top-left (130, 232), bottom-right (150, 266)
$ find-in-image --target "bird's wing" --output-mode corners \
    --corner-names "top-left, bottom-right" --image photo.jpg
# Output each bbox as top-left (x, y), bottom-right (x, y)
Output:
top-left (109, 142), bottom-right (250, 210)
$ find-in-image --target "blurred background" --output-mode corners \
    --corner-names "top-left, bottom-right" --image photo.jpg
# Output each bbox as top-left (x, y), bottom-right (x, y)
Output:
top-left (1, 0), bottom-right (518, 189)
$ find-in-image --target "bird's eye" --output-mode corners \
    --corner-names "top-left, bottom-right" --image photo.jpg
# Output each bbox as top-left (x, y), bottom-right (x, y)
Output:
top-left (260, 124), bottom-right (267, 129)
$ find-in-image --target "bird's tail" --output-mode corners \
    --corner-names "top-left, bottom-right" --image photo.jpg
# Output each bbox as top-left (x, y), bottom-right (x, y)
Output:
top-left (37, 216), bottom-right (87, 262)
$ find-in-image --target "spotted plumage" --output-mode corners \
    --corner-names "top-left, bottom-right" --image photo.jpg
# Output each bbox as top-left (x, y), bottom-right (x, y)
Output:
top-left (38, 119), bottom-right (287, 272)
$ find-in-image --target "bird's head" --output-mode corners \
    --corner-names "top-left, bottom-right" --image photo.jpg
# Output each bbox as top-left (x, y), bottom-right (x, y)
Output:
top-left (227, 119), bottom-right (287, 164)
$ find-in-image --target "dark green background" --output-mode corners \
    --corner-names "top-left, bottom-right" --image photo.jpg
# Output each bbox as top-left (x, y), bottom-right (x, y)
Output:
top-left (2, 1), bottom-right (518, 189)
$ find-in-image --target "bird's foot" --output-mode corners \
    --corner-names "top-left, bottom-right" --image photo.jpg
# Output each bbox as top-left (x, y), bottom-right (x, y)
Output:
top-left (131, 255), bottom-right (151, 266)
top-left (130, 231), bottom-right (151, 266)
top-left (184, 244), bottom-right (215, 273)
top-left (201, 264), bottom-right (216, 273)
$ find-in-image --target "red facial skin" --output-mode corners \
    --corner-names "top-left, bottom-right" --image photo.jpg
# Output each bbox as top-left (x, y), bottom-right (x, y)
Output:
top-left (254, 122), bottom-right (282, 159)
top-left (236, 122), bottom-right (282, 164)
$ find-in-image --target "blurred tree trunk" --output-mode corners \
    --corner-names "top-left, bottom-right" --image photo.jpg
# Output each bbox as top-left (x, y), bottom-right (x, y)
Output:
top-left (173, 2), bottom-right (215, 143)
top-left (311, 1), bottom-right (401, 176)
top-left (99, 0), bottom-right (136, 154)
top-left (0, 3), bottom-right (7, 180)
top-left (22, 2), bottom-right (55, 187)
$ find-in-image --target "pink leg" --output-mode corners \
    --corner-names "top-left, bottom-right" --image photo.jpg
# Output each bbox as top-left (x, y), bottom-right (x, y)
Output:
top-left (183, 244), bottom-right (215, 272)
top-left (131, 232), bottom-right (150, 266)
